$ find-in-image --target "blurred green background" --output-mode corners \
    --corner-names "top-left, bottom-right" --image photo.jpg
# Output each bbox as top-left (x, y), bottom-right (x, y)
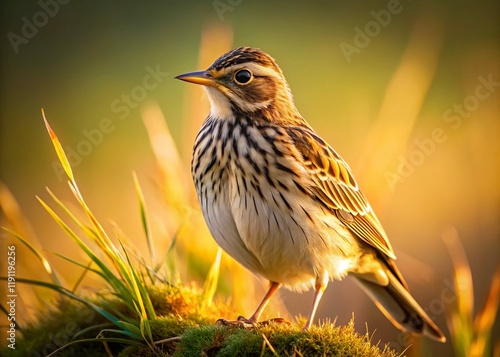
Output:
top-left (1, 0), bottom-right (498, 355)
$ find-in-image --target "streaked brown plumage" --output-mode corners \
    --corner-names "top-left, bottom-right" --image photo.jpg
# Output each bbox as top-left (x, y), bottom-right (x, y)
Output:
top-left (176, 47), bottom-right (446, 342)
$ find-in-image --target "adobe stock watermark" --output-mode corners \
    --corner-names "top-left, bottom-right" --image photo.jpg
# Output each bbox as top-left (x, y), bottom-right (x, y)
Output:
top-left (5, 246), bottom-right (17, 350)
top-left (213, 0), bottom-right (244, 21)
top-left (7, 0), bottom-right (71, 54)
top-left (51, 64), bottom-right (169, 181)
top-left (339, 0), bottom-right (411, 63)
top-left (385, 73), bottom-right (499, 191)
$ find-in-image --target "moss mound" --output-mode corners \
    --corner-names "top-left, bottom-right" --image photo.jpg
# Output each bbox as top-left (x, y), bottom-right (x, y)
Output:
top-left (3, 285), bottom-right (398, 357)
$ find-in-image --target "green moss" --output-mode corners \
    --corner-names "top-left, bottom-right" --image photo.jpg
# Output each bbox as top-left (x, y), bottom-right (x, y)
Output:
top-left (147, 284), bottom-right (232, 325)
top-left (3, 285), bottom-right (398, 357)
top-left (7, 298), bottom-right (118, 357)
top-left (176, 322), bottom-right (399, 357)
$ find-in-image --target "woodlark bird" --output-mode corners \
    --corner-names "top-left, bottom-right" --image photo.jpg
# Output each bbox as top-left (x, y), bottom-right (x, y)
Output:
top-left (176, 47), bottom-right (446, 342)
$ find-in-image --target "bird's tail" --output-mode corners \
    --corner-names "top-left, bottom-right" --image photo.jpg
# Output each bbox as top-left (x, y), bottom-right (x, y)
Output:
top-left (352, 258), bottom-right (446, 343)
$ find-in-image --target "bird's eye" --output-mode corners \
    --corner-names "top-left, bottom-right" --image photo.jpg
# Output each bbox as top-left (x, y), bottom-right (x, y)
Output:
top-left (234, 69), bottom-right (252, 84)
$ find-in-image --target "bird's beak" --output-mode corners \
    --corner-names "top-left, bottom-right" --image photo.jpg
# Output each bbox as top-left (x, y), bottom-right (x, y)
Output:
top-left (175, 70), bottom-right (217, 87)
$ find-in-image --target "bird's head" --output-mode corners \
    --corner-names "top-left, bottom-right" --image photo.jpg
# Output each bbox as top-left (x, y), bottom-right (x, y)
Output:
top-left (176, 47), bottom-right (299, 122)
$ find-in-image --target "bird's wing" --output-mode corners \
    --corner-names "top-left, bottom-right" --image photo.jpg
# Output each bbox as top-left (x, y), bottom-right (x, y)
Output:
top-left (288, 126), bottom-right (396, 260)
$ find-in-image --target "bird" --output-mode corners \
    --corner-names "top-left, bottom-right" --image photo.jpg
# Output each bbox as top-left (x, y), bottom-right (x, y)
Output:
top-left (175, 47), bottom-right (446, 342)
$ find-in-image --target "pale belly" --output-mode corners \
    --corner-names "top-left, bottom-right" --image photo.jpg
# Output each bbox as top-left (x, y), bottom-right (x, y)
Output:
top-left (199, 172), bottom-right (361, 292)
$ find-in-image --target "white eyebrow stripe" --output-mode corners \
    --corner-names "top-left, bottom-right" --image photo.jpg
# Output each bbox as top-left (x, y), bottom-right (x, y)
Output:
top-left (232, 62), bottom-right (282, 79)
top-left (215, 62), bottom-right (282, 81)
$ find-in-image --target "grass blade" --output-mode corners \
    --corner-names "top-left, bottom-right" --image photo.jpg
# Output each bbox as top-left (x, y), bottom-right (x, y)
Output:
top-left (2, 227), bottom-right (62, 286)
top-left (202, 247), bottom-right (222, 309)
top-left (37, 196), bottom-right (134, 306)
top-left (42, 109), bottom-right (75, 184)
top-left (46, 337), bottom-right (144, 357)
top-left (133, 171), bottom-right (155, 263)
top-left (470, 265), bottom-right (500, 356)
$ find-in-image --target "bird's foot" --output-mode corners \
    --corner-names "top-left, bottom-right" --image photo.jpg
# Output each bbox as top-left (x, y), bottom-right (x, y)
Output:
top-left (215, 316), bottom-right (255, 329)
top-left (216, 316), bottom-right (290, 329)
top-left (257, 317), bottom-right (291, 326)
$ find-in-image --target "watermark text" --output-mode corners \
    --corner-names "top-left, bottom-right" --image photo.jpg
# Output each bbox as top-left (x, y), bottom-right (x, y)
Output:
top-left (6, 246), bottom-right (17, 349)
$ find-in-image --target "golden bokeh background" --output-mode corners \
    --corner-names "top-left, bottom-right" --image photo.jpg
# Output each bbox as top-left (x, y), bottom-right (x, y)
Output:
top-left (0, 1), bottom-right (498, 355)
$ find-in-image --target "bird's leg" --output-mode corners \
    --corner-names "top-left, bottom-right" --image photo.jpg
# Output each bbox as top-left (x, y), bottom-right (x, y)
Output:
top-left (245, 281), bottom-right (282, 323)
top-left (217, 281), bottom-right (287, 328)
top-left (304, 272), bottom-right (329, 329)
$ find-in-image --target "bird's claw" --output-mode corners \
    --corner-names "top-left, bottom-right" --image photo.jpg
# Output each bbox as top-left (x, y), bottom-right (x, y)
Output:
top-left (257, 317), bottom-right (291, 326)
top-left (215, 316), bottom-right (290, 329)
top-left (215, 317), bottom-right (255, 329)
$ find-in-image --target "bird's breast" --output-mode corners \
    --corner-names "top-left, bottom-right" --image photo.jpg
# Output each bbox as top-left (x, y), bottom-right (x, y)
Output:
top-left (192, 118), bottom-right (360, 291)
